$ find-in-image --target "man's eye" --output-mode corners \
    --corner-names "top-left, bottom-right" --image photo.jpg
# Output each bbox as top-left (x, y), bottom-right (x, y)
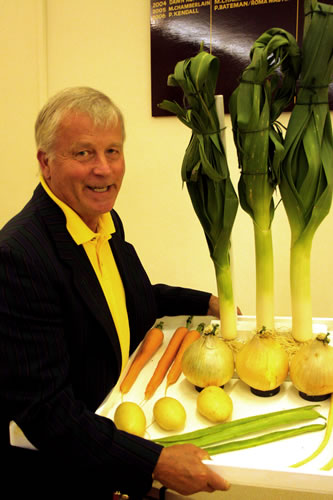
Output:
top-left (74, 150), bottom-right (93, 161)
top-left (107, 148), bottom-right (121, 156)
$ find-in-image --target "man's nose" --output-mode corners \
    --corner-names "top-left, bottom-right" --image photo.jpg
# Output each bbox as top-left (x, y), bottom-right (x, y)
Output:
top-left (93, 153), bottom-right (112, 174)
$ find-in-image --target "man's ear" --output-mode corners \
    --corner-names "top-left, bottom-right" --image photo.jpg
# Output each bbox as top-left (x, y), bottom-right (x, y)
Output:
top-left (37, 150), bottom-right (50, 179)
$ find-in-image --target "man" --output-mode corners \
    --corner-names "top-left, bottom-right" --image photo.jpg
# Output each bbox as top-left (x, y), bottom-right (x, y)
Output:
top-left (0, 87), bottom-right (230, 498)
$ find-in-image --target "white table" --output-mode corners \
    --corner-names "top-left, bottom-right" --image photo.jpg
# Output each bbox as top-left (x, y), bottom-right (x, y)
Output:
top-left (98, 315), bottom-right (333, 499)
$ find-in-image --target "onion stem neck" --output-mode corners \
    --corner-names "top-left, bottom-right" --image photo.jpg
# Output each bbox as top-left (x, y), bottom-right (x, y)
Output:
top-left (317, 333), bottom-right (330, 345)
top-left (204, 324), bottom-right (219, 337)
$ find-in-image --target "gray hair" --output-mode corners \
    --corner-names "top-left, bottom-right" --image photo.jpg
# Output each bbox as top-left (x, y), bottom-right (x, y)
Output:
top-left (35, 86), bottom-right (125, 154)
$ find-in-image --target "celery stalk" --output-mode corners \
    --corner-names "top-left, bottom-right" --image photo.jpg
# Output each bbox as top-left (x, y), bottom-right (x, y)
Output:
top-left (279, 0), bottom-right (333, 342)
top-left (159, 48), bottom-right (239, 339)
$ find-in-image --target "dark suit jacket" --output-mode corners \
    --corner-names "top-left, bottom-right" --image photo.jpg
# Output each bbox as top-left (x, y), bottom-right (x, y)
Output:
top-left (0, 183), bottom-right (210, 497)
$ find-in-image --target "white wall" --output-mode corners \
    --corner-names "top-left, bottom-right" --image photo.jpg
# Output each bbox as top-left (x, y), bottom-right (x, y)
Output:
top-left (0, 0), bottom-right (45, 218)
top-left (1, 0), bottom-right (333, 320)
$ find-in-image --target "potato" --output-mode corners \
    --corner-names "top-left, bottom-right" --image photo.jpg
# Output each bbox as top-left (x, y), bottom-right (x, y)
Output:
top-left (114, 401), bottom-right (146, 437)
top-left (153, 397), bottom-right (186, 431)
top-left (197, 386), bottom-right (233, 423)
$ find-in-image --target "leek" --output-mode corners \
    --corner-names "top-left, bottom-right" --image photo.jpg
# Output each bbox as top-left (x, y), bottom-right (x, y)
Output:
top-left (279, 0), bottom-right (333, 342)
top-left (154, 404), bottom-right (325, 451)
top-left (229, 28), bottom-right (301, 331)
top-left (159, 48), bottom-right (239, 339)
top-left (291, 394), bottom-right (333, 468)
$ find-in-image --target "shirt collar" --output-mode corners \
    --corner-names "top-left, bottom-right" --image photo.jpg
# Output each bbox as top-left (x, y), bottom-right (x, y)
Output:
top-left (40, 175), bottom-right (115, 245)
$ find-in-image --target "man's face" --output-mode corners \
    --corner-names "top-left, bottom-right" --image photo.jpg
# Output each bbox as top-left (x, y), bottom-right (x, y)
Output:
top-left (38, 111), bottom-right (125, 231)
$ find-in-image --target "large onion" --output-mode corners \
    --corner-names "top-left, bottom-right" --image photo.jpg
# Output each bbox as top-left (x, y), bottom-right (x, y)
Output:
top-left (289, 333), bottom-right (333, 401)
top-left (181, 325), bottom-right (234, 390)
top-left (235, 329), bottom-right (289, 396)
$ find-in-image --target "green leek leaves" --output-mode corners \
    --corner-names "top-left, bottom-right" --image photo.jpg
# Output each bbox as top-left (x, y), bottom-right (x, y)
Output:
top-left (159, 48), bottom-right (239, 339)
top-left (229, 28), bottom-right (301, 331)
top-left (280, 0), bottom-right (333, 342)
top-left (158, 1), bottom-right (332, 342)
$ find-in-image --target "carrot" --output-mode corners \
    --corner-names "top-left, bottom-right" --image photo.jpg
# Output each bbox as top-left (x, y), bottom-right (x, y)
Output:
top-left (165, 323), bottom-right (205, 391)
top-left (144, 317), bottom-right (193, 400)
top-left (120, 321), bottom-right (164, 394)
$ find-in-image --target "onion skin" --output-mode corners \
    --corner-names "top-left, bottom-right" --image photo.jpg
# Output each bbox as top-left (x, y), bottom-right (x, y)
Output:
top-left (181, 332), bottom-right (234, 389)
top-left (289, 335), bottom-right (333, 396)
top-left (235, 334), bottom-right (289, 392)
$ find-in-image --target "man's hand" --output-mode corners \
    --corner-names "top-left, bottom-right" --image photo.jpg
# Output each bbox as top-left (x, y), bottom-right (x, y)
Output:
top-left (152, 444), bottom-right (230, 495)
top-left (207, 294), bottom-right (242, 317)
top-left (207, 295), bottom-right (220, 317)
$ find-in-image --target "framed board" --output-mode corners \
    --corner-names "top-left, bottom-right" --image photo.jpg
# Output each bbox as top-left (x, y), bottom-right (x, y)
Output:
top-left (150, 0), bottom-right (333, 116)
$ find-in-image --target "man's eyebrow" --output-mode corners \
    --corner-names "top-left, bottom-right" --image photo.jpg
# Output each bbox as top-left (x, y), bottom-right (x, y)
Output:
top-left (71, 142), bottom-right (93, 149)
top-left (72, 141), bottom-right (123, 148)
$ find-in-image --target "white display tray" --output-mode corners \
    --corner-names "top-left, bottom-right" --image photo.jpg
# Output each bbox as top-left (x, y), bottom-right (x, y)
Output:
top-left (97, 315), bottom-right (333, 495)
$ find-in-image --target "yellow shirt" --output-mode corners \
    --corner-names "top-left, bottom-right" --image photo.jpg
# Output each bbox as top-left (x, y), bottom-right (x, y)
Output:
top-left (40, 176), bottom-right (130, 371)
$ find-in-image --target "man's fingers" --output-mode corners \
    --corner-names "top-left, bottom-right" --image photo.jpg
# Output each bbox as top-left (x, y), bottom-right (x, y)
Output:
top-left (207, 470), bottom-right (231, 491)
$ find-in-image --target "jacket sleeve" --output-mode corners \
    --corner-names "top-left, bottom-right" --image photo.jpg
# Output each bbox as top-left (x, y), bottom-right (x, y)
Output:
top-left (153, 283), bottom-right (211, 318)
top-left (0, 240), bottom-right (162, 497)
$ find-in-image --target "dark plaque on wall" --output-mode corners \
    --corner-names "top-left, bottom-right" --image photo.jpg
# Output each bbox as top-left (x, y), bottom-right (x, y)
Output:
top-left (150, 0), bottom-right (333, 116)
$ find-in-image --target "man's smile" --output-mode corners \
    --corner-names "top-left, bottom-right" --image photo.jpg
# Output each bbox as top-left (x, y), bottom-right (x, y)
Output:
top-left (88, 185), bottom-right (110, 193)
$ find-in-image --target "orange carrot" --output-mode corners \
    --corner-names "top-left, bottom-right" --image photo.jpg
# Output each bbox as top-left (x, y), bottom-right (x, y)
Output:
top-left (166, 323), bottom-right (205, 391)
top-left (144, 317), bottom-right (193, 400)
top-left (120, 321), bottom-right (164, 394)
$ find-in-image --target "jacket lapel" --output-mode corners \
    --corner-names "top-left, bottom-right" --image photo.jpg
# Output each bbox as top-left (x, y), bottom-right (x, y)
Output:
top-left (35, 185), bottom-right (123, 371)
